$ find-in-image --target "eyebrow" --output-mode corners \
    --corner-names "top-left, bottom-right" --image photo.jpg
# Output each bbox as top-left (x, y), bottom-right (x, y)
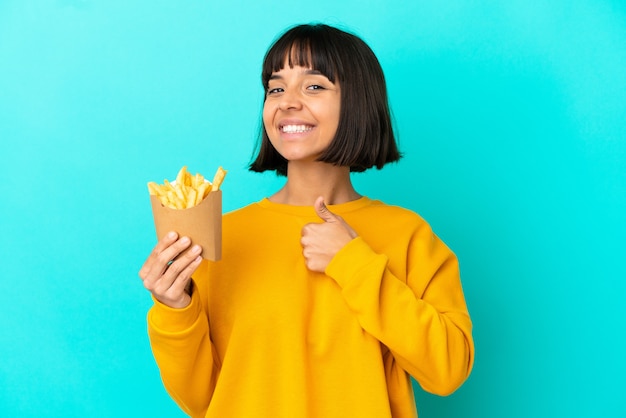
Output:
top-left (269, 69), bottom-right (324, 81)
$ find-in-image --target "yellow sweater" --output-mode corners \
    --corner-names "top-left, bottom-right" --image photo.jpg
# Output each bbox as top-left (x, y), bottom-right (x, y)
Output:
top-left (148, 197), bottom-right (474, 417)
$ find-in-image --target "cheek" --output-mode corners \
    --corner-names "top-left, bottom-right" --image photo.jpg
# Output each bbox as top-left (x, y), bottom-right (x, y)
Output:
top-left (325, 107), bottom-right (341, 135)
top-left (262, 103), bottom-right (271, 129)
top-left (323, 98), bottom-right (341, 132)
top-left (262, 104), bottom-right (280, 147)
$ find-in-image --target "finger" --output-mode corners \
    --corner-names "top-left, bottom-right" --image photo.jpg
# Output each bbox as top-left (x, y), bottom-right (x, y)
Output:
top-left (158, 245), bottom-right (203, 292)
top-left (139, 231), bottom-right (178, 277)
top-left (168, 251), bottom-right (203, 294)
top-left (154, 237), bottom-right (194, 276)
top-left (314, 196), bottom-right (338, 223)
top-left (152, 251), bottom-right (202, 309)
top-left (139, 235), bottom-right (192, 283)
top-left (155, 231), bottom-right (180, 254)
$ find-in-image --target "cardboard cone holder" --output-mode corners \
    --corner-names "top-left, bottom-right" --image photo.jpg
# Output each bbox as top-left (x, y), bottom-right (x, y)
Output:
top-left (150, 190), bottom-right (222, 261)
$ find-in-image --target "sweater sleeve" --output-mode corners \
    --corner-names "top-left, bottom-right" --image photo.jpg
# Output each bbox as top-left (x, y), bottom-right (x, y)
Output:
top-left (325, 224), bottom-right (474, 396)
top-left (147, 273), bottom-right (219, 417)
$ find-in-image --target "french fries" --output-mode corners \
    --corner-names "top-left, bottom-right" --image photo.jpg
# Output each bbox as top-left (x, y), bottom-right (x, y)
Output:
top-left (148, 166), bottom-right (227, 209)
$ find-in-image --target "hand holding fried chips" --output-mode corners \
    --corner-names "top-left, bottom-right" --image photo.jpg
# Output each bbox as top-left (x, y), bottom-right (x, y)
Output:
top-left (148, 166), bottom-right (227, 209)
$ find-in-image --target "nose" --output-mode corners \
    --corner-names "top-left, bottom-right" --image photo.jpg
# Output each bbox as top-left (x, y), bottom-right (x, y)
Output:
top-left (278, 89), bottom-right (302, 111)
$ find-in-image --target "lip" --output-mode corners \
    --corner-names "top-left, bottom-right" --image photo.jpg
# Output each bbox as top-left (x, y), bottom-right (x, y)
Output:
top-left (278, 118), bottom-right (315, 129)
top-left (276, 119), bottom-right (316, 138)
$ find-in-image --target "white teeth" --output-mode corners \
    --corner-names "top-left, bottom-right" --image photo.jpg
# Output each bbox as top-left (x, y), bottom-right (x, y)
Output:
top-left (281, 124), bottom-right (312, 133)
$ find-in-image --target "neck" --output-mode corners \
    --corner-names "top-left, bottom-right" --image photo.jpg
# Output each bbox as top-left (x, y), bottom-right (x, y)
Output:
top-left (270, 162), bottom-right (361, 206)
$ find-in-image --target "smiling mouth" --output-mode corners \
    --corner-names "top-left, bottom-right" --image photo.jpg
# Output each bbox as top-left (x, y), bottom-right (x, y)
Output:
top-left (281, 124), bottom-right (313, 134)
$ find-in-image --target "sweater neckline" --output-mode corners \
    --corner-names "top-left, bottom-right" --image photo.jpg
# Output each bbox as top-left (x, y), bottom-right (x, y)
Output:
top-left (257, 196), bottom-right (373, 217)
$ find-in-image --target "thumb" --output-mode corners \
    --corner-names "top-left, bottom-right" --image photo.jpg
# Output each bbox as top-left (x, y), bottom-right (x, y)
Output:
top-left (314, 196), bottom-right (337, 223)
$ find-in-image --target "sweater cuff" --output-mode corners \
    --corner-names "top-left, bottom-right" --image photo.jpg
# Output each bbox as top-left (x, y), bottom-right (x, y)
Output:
top-left (148, 289), bottom-right (202, 334)
top-left (325, 236), bottom-right (382, 288)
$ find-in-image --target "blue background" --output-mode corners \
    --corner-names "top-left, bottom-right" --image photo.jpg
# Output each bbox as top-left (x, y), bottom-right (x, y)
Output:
top-left (1, 1), bottom-right (625, 416)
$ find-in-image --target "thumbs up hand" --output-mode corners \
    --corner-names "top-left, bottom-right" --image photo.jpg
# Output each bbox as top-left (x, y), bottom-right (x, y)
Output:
top-left (300, 196), bottom-right (358, 273)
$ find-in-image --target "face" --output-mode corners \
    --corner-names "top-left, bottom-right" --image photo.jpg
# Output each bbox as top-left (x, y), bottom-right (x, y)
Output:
top-left (263, 63), bottom-right (341, 165)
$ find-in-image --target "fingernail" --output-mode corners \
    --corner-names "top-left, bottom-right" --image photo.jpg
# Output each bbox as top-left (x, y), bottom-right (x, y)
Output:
top-left (167, 231), bottom-right (177, 239)
top-left (180, 236), bottom-right (190, 245)
top-left (191, 245), bottom-right (201, 254)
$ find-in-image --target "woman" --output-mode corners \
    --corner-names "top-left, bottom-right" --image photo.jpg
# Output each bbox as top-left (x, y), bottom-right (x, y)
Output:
top-left (139, 23), bottom-right (474, 418)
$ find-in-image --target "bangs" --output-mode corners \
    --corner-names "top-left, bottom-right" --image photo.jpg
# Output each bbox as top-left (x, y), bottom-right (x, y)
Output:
top-left (262, 25), bottom-right (341, 89)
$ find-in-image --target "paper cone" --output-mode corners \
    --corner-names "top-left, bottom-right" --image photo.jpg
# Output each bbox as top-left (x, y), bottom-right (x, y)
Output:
top-left (150, 190), bottom-right (222, 261)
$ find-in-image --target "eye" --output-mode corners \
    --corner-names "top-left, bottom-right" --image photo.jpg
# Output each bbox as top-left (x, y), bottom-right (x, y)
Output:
top-left (266, 86), bottom-right (283, 95)
top-left (307, 84), bottom-right (325, 91)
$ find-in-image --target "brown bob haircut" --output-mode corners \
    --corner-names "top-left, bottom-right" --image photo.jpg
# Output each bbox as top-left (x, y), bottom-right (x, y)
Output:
top-left (249, 23), bottom-right (401, 176)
